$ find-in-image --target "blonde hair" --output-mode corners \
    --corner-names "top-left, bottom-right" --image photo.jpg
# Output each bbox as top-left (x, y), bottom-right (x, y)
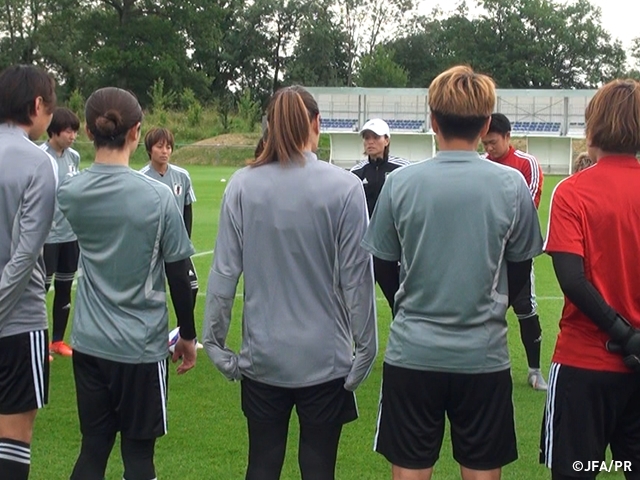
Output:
top-left (572, 152), bottom-right (595, 174)
top-left (428, 65), bottom-right (496, 140)
top-left (585, 79), bottom-right (640, 154)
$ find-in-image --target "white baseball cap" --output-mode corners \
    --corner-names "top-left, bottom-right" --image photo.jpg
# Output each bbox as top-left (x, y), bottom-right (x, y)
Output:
top-left (359, 118), bottom-right (390, 137)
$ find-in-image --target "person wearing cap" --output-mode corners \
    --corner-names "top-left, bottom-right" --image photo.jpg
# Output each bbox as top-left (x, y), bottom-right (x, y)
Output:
top-left (350, 118), bottom-right (409, 312)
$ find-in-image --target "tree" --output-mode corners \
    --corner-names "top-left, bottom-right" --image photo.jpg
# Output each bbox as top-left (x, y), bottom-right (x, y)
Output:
top-left (285, 1), bottom-right (350, 86)
top-left (388, 4), bottom-right (477, 87)
top-left (388, 0), bottom-right (627, 89)
top-left (67, 1), bottom-right (198, 105)
top-left (356, 46), bottom-right (408, 87)
top-left (0, 0), bottom-right (55, 67)
top-left (244, 0), bottom-right (311, 95)
top-left (335, 0), bottom-right (415, 85)
top-left (167, 0), bottom-right (245, 101)
top-left (475, 0), bottom-right (626, 88)
top-left (627, 37), bottom-right (640, 80)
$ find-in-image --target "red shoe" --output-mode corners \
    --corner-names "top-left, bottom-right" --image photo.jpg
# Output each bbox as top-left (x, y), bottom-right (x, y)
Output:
top-left (50, 341), bottom-right (73, 357)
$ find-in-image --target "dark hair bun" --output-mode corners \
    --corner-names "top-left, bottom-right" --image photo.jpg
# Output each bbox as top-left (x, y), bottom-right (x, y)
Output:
top-left (94, 109), bottom-right (123, 136)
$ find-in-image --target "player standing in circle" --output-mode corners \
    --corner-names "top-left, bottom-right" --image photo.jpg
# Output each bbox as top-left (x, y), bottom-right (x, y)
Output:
top-left (140, 128), bottom-right (199, 307)
top-left (363, 66), bottom-right (543, 480)
top-left (40, 107), bottom-right (81, 358)
top-left (482, 113), bottom-right (548, 391)
top-left (0, 64), bottom-right (57, 480)
top-left (350, 119), bottom-right (409, 313)
top-left (541, 79), bottom-right (640, 479)
top-left (203, 85), bottom-right (377, 480)
top-left (58, 87), bottom-right (197, 480)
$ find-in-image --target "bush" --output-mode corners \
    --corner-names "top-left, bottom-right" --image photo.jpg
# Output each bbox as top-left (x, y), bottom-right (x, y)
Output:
top-left (187, 102), bottom-right (203, 127)
top-left (148, 78), bottom-right (176, 113)
top-left (236, 89), bottom-right (261, 132)
top-left (68, 89), bottom-right (85, 120)
top-left (180, 88), bottom-right (200, 111)
top-left (216, 93), bottom-right (235, 133)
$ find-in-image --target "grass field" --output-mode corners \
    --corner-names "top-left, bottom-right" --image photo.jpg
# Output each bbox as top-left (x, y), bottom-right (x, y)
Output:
top-left (32, 163), bottom-right (624, 480)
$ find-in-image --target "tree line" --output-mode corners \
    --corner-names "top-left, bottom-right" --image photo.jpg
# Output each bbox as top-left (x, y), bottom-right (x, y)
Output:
top-left (2, 0), bottom-right (639, 109)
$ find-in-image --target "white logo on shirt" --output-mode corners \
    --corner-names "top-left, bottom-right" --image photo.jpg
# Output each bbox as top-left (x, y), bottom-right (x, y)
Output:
top-left (362, 178), bottom-right (368, 185)
top-left (173, 183), bottom-right (183, 196)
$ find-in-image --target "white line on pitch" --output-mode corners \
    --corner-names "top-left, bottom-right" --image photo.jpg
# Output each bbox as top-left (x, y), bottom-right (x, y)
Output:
top-left (193, 250), bottom-right (213, 258)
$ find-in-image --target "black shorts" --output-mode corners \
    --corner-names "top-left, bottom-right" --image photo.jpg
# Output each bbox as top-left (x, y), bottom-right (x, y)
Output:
top-left (511, 262), bottom-right (537, 319)
top-left (540, 362), bottom-right (640, 476)
top-left (43, 240), bottom-right (79, 283)
top-left (187, 257), bottom-right (198, 290)
top-left (375, 363), bottom-right (518, 470)
top-left (241, 377), bottom-right (358, 427)
top-left (0, 330), bottom-right (49, 414)
top-left (73, 350), bottom-right (169, 439)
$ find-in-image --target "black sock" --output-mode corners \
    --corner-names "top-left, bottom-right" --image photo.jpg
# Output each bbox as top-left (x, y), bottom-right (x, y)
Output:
top-left (52, 279), bottom-right (73, 342)
top-left (298, 423), bottom-right (343, 480)
top-left (246, 419), bottom-right (288, 480)
top-left (0, 438), bottom-right (30, 480)
top-left (121, 437), bottom-right (156, 480)
top-left (70, 433), bottom-right (116, 480)
top-left (519, 314), bottom-right (542, 370)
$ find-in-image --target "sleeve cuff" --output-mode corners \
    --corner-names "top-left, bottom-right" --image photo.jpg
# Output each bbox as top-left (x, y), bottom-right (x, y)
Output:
top-left (360, 240), bottom-right (400, 262)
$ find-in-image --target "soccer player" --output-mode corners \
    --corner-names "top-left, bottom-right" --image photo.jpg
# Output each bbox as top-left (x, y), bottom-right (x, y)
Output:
top-left (363, 66), bottom-right (543, 480)
top-left (203, 85), bottom-right (377, 480)
top-left (0, 64), bottom-right (57, 480)
top-left (541, 79), bottom-right (640, 480)
top-left (350, 118), bottom-right (409, 312)
top-left (40, 107), bottom-right (81, 358)
top-left (58, 87), bottom-right (197, 480)
top-left (140, 128), bottom-right (198, 307)
top-left (482, 113), bottom-right (548, 391)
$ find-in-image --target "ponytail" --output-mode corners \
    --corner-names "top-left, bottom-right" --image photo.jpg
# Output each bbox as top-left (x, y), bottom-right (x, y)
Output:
top-left (250, 86), bottom-right (319, 167)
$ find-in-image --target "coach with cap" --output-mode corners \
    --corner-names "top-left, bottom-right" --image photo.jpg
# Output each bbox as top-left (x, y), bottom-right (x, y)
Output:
top-left (350, 118), bottom-right (409, 313)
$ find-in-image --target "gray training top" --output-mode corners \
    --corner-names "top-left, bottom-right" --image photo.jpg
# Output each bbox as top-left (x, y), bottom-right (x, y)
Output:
top-left (40, 142), bottom-right (80, 244)
top-left (58, 164), bottom-right (195, 363)
top-left (0, 124), bottom-right (58, 338)
top-left (203, 151), bottom-right (378, 390)
top-left (362, 151), bottom-right (543, 374)
top-left (140, 163), bottom-right (196, 213)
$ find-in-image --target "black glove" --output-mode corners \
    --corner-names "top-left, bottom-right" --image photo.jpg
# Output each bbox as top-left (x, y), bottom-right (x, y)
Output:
top-left (606, 315), bottom-right (640, 372)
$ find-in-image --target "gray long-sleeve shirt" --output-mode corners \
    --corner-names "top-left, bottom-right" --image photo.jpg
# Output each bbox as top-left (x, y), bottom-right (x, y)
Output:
top-left (0, 124), bottom-right (58, 338)
top-left (203, 151), bottom-right (377, 391)
top-left (39, 142), bottom-right (80, 244)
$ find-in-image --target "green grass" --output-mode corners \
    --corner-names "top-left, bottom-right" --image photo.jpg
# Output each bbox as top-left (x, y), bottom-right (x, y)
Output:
top-left (33, 170), bottom-right (625, 480)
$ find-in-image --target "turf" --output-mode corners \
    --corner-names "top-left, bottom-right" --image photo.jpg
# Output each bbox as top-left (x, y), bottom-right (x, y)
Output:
top-left (33, 166), bottom-right (625, 479)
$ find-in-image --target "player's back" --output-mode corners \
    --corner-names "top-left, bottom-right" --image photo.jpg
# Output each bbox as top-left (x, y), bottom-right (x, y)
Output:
top-left (378, 150), bottom-right (541, 373)
top-left (221, 151), bottom-right (370, 386)
top-left (547, 156), bottom-right (640, 369)
top-left (58, 164), bottom-right (194, 363)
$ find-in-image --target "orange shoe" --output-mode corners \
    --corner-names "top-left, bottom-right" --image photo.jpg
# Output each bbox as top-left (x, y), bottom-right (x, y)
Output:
top-left (50, 341), bottom-right (73, 357)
